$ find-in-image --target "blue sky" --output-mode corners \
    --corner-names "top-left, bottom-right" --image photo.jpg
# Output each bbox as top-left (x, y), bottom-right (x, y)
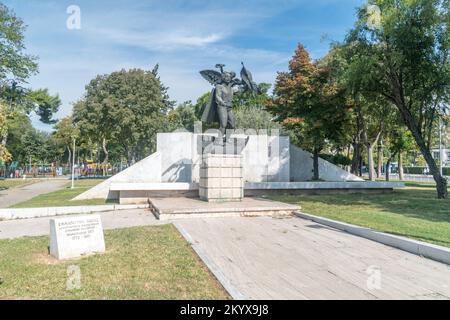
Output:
top-left (3, 0), bottom-right (365, 131)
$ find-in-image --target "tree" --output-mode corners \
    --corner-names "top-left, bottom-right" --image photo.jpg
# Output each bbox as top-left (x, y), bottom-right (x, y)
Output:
top-left (345, 0), bottom-right (450, 198)
top-left (26, 89), bottom-right (61, 124)
top-left (52, 117), bottom-right (80, 165)
top-left (0, 3), bottom-right (38, 84)
top-left (268, 44), bottom-right (351, 180)
top-left (0, 3), bottom-right (61, 166)
top-left (233, 83), bottom-right (272, 109)
top-left (357, 94), bottom-right (394, 180)
top-left (233, 82), bottom-right (282, 132)
top-left (384, 126), bottom-right (415, 181)
top-left (73, 67), bottom-right (174, 165)
top-left (0, 103), bottom-right (11, 162)
top-left (168, 101), bottom-right (198, 132)
top-left (0, 3), bottom-right (38, 160)
top-left (235, 105), bottom-right (283, 133)
top-left (4, 111), bottom-right (33, 165)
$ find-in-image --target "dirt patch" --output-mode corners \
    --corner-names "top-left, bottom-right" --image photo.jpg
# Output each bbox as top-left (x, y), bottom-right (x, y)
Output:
top-left (33, 252), bottom-right (64, 265)
top-left (32, 248), bottom-right (111, 265)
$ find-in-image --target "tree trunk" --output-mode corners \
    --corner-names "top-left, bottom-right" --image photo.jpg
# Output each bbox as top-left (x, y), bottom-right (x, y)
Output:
top-left (367, 143), bottom-right (376, 181)
top-left (67, 146), bottom-right (72, 168)
top-left (102, 138), bottom-right (109, 176)
top-left (0, 134), bottom-right (7, 161)
top-left (416, 136), bottom-right (447, 198)
top-left (395, 103), bottom-right (447, 198)
top-left (377, 144), bottom-right (383, 178)
top-left (385, 159), bottom-right (390, 181)
top-left (398, 152), bottom-right (404, 181)
top-left (351, 142), bottom-right (361, 175)
top-left (386, 80), bottom-right (448, 197)
top-left (313, 148), bottom-right (320, 181)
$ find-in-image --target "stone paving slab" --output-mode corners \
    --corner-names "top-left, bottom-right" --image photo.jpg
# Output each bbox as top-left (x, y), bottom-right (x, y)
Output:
top-left (149, 197), bottom-right (299, 220)
top-left (175, 216), bottom-right (450, 300)
top-left (0, 179), bottom-right (68, 208)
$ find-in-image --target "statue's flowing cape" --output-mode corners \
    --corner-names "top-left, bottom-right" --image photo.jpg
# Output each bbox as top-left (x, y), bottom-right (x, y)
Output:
top-left (201, 88), bottom-right (220, 124)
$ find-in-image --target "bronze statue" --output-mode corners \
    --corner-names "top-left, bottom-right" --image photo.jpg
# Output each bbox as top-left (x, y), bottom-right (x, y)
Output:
top-left (200, 63), bottom-right (259, 143)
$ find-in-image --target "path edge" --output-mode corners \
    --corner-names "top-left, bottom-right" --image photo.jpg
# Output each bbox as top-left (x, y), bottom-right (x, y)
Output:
top-left (295, 211), bottom-right (450, 265)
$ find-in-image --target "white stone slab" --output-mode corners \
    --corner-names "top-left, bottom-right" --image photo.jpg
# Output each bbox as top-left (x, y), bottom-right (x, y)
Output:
top-left (157, 132), bottom-right (194, 182)
top-left (268, 135), bottom-right (290, 182)
top-left (50, 215), bottom-right (106, 260)
top-left (245, 181), bottom-right (405, 189)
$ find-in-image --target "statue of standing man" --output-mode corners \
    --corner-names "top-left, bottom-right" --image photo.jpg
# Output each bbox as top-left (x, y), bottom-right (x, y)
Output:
top-left (200, 63), bottom-right (259, 143)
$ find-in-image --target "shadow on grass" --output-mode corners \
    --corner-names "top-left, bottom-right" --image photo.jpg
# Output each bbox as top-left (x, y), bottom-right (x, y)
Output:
top-left (404, 182), bottom-right (437, 189)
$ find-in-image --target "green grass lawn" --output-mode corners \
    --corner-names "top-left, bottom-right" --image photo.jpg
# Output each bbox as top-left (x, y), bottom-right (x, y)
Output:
top-left (270, 182), bottom-right (450, 248)
top-left (11, 179), bottom-right (111, 208)
top-left (0, 179), bottom-right (36, 190)
top-left (0, 224), bottom-right (229, 300)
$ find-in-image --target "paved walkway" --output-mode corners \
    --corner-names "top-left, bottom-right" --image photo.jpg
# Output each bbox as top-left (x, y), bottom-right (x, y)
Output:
top-left (0, 179), bottom-right (68, 208)
top-left (175, 216), bottom-right (450, 300)
top-left (0, 209), bottom-right (164, 239)
top-left (1, 210), bottom-right (449, 299)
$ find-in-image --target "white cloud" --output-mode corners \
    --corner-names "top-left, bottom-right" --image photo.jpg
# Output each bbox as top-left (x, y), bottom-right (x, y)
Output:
top-left (10, 0), bottom-right (321, 131)
top-left (92, 28), bottom-right (226, 51)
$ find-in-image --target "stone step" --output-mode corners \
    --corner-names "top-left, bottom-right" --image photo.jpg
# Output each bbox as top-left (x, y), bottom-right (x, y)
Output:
top-left (149, 197), bottom-right (300, 221)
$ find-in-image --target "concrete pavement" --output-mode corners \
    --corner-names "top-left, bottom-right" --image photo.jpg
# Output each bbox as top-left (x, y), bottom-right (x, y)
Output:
top-left (0, 179), bottom-right (68, 208)
top-left (1, 207), bottom-right (449, 300)
top-left (175, 216), bottom-right (450, 300)
top-left (0, 208), bottom-right (164, 239)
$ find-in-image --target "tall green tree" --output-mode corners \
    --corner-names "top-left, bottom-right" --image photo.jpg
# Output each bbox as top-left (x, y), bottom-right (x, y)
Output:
top-left (384, 125), bottom-right (415, 181)
top-left (268, 44), bottom-right (351, 180)
top-left (52, 117), bottom-right (80, 165)
top-left (73, 67), bottom-right (174, 164)
top-left (0, 3), bottom-right (38, 84)
top-left (0, 102), bottom-right (11, 162)
top-left (0, 3), bottom-right (61, 164)
top-left (344, 0), bottom-right (450, 198)
top-left (168, 101), bottom-right (198, 132)
top-left (0, 3), bottom-right (38, 161)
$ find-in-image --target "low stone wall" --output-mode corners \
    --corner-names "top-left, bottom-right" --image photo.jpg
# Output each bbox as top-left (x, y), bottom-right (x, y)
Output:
top-left (245, 188), bottom-right (395, 197)
top-left (112, 181), bottom-right (404, 204)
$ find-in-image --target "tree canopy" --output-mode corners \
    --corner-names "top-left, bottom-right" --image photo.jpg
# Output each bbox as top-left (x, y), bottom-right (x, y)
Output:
top-left (342, 0), bottom-right (450, 197)
top-left (73, 67), bottom-right (174, 164)
top-left (268, 44), bottom-right (351, 180)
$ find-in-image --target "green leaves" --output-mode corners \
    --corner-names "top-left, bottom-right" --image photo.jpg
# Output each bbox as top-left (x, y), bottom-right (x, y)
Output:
top-left (26, 89), bottom-right (61, 124)
top-left (269, 44), bottom-right (351, 153)
top-left (0, 3), bottom-right (38, 83)
top-left (73, 67), bottom-right (173, 163)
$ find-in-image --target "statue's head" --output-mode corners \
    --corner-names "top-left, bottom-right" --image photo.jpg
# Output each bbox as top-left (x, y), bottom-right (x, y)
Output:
top-left (222, 71), bottom-right (235, 84)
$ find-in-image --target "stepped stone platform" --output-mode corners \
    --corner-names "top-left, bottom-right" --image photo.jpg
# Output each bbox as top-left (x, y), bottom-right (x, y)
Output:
top-left (149, 197), bottom-right (299, 220)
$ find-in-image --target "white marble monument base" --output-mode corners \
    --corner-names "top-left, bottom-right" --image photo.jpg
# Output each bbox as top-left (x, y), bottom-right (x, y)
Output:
top-left (199, 154), bottom-right (243, 202)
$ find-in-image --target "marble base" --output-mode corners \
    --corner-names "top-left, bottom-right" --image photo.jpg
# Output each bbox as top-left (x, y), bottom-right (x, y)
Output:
top-left (199, 154), bottom-right (244, 202)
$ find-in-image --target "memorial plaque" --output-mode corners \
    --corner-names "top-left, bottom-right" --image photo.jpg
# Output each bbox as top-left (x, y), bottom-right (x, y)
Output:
top-left (50, 215), bottom-right (105, 260)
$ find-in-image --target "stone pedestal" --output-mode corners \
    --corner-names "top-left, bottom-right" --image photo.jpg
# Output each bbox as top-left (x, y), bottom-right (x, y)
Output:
top-left (199, 154), bottom-right (243, 202)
